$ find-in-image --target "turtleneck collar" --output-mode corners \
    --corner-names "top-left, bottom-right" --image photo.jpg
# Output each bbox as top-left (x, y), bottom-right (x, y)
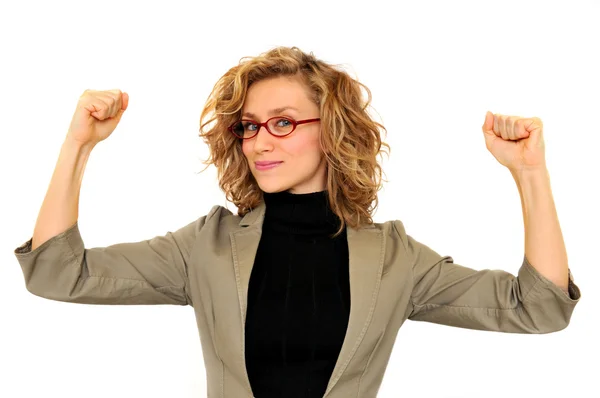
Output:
top-left (262, 190), bottom-right (342, 235)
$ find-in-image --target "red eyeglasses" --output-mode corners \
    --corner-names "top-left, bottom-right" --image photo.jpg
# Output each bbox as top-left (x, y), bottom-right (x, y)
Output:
top-left (228, 116), bottom-right (321, 139)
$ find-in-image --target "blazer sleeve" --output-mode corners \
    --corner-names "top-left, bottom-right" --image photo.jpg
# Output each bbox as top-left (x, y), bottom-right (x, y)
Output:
top-left (12, 212), bottom-right (212, 306)
top-left (393, 220), bottom-right (582, 334)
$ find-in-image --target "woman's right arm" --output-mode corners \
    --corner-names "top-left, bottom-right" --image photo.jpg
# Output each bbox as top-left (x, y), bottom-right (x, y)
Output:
top-left (30, 138), bottom-right (94, 251)
top-left (32, 88), bottom-right (128, 250)
top-left (14, 89), bottom-right (206, 306)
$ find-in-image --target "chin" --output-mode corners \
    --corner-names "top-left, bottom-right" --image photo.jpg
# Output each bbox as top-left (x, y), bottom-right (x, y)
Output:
top-left (255, 180), bottom-right (291, 194)
top-left (258, 185), bottom-right (289, 194)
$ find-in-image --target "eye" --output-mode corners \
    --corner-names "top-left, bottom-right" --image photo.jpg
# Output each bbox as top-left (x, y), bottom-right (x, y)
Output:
top-left (275, 118), bottom-right (292, 127)
top-left (244, 121), bottom-right (258, 131)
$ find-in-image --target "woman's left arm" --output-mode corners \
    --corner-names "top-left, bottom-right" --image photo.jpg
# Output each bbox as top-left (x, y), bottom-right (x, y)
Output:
top-left (511, 166), bottom-right (569, 294)
top-left (404, 113), bottom-right (580, 334)
top-left (482, 111), bottom-right (575, 295)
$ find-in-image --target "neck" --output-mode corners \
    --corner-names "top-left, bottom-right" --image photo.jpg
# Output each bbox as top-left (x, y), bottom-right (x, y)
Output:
top-left (262, 190), bottom-right (341, 235)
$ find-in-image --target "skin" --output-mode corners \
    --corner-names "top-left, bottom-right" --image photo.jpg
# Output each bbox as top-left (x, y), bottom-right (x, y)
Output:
top-left (482, 112), bottom-right (569, 293)
top-left (241, 75), bottom-right (326, 194)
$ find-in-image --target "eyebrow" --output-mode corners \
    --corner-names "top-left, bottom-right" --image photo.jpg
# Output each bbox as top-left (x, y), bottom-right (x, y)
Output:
top-left (242, 106), bottom-right (299, 119)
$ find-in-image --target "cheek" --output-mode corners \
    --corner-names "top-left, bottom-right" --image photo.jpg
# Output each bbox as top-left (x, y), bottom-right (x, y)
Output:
top-left (241, 141), bottom-right (251, 158)
top-left (286, 135), bottom-right (321, 157)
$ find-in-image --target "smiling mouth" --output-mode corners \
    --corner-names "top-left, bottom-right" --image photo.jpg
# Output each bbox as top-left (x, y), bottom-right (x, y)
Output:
top-left (255, 162), bottom-right (283, 170)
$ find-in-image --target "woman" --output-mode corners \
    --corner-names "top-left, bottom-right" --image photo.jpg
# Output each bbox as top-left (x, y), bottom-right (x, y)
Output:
top-left (14, 46), bottom-right (581, 398)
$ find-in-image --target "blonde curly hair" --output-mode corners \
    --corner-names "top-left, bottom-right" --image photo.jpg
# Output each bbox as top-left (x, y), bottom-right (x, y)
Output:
top-left (197, 46), bottom-right (390, 237)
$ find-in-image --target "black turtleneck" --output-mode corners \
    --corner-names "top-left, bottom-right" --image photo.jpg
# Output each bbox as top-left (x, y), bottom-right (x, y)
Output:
top-left (245, 190), bottom-right (350, 398)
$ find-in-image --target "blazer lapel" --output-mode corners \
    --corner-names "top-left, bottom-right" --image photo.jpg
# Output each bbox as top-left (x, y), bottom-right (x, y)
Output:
top-left (230, 201), bottom-right (385, 397)
top-left (323, 223), bottom-right (384, 396)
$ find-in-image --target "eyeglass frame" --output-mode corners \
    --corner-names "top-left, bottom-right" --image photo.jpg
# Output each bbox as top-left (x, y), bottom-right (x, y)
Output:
top-left (227, 116), bottom-right (321, 139)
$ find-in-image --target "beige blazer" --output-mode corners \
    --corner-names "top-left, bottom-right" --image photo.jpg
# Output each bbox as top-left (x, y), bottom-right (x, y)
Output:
top-left (14, 202), bottom-right (581, 397)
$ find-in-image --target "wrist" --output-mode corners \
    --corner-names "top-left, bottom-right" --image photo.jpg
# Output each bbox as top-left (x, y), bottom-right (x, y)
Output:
top-left (63, 137), bottom-right (96, 155)
top-left (510, 165), bottom-right (549, 185)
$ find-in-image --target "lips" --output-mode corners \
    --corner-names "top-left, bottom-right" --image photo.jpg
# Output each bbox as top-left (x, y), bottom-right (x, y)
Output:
top-left (254, 161), bottom-right (283, 171)
top-left (255, 161), bottom-right (282, 166)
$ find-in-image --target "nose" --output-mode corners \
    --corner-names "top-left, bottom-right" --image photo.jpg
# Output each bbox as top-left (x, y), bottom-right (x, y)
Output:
top-left (251, 126), bottom-right (275, 153)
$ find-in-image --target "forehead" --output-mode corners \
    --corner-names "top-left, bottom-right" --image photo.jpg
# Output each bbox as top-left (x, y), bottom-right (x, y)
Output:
top-left (242, 75), bottom-right (312, 114)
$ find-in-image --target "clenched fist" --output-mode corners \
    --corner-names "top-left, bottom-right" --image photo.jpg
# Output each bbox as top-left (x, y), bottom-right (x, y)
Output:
top-left (481, 111), bottom-right (546, 173)
top-left (66, 89), bottom-right (129, 146)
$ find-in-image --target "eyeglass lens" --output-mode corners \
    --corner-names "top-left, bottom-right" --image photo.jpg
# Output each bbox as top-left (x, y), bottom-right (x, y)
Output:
top-left (232, 117), bottom-right (294, 138)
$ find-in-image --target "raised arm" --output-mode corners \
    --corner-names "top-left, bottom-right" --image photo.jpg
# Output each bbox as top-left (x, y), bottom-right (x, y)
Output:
top-left (14, 216), bottom-right (204, 306)
top-left (13, 89), bottom-right (204, 306)
top-left (30, 89), bottom-right (128, 252)
top-left (394, 220), bottom-right (581, 334)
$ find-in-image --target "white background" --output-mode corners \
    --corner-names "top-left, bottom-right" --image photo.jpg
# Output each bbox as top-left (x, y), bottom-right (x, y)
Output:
top-left (1, 0), bottom-right (598, 397)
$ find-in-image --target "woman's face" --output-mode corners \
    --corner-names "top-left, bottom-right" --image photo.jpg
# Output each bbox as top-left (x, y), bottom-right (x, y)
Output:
top-left (241, 75), bottom-right (326, 194)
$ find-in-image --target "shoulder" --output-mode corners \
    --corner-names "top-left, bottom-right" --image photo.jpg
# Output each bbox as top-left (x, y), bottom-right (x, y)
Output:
top-left (195, 207), bottom-right (412, 250)
top-left (370, 219), bottom-right (409, 238)
top-left (196, 204), bottom-right (244, 231)
top-left (388, 219), bottom-right (409, 243)
top-left (203, 204), bottom-right (239, 223)
top-left (352, 219), bottom-right (411, 254)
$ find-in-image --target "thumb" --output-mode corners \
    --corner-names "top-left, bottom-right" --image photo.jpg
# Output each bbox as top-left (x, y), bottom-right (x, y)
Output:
top-left (112, 108), bottom-right (126, 124)
top-left (482, 111), bottom-right (494, 134)
top-left (114, 92), bottom-right (129, 122)
top-left (121, 92), bottom-right (129, 110)
top-left (524, 117), bottom-right (544, 148)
